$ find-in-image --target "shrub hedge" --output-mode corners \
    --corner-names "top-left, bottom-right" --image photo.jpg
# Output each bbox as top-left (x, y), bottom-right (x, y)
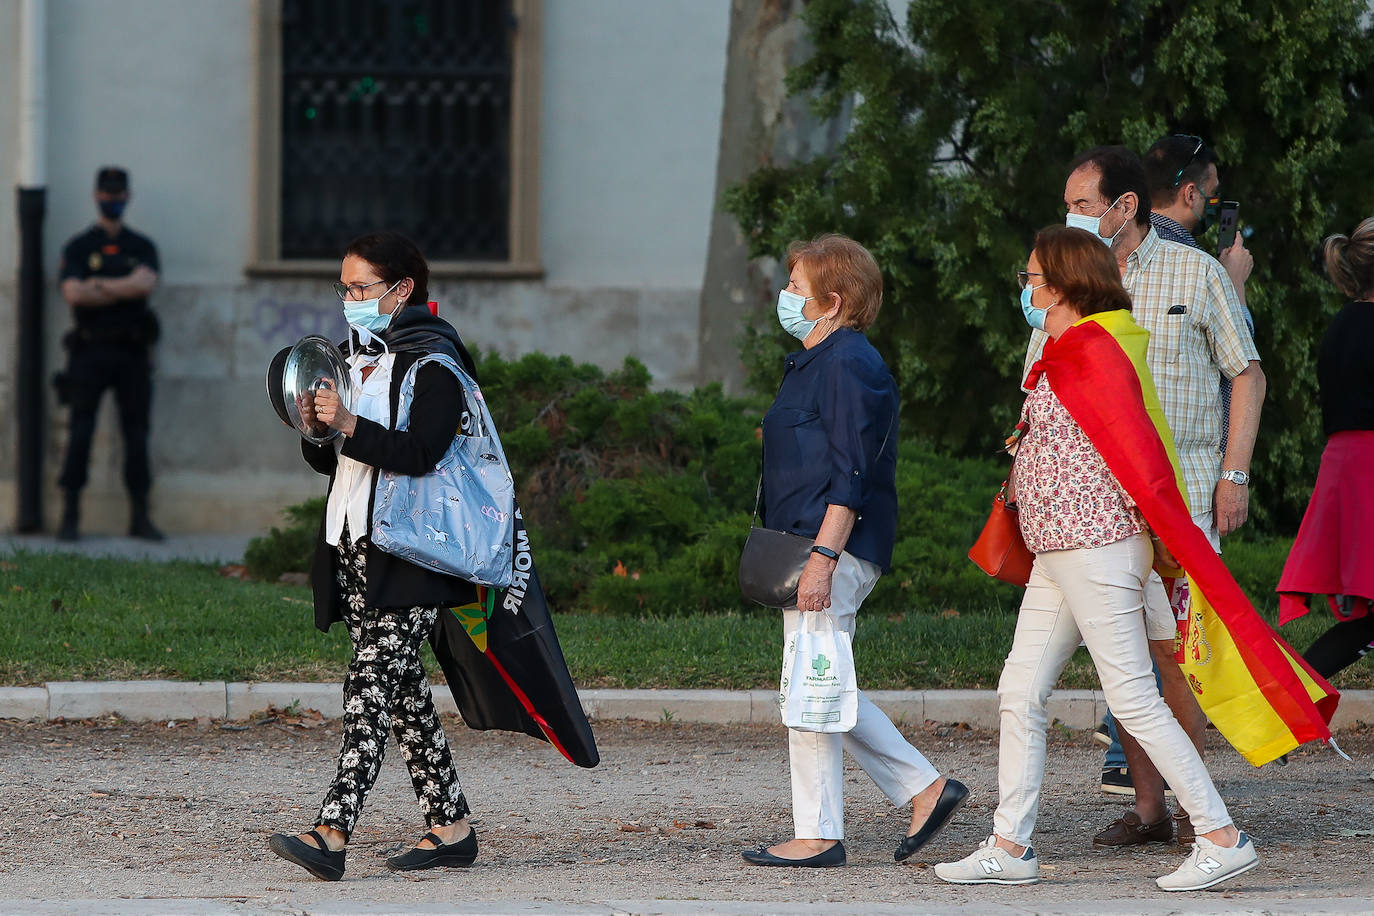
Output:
top-left (248, 350), bottom-right (1288, 617)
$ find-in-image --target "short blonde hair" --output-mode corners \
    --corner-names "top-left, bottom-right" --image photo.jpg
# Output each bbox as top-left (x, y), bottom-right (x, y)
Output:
top-left (785, 234), bottom-right (884, 331)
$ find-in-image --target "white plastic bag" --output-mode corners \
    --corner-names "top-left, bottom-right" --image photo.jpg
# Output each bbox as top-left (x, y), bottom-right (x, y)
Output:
top-left (779, 612), bottom-right (857, 732)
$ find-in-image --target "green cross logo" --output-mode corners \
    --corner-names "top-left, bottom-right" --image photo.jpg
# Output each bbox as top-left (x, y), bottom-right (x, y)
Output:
top-left (812, 654), bottom-right (831, 677)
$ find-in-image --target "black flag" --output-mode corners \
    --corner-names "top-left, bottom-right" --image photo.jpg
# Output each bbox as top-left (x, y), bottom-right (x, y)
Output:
top-left (427, 508), bottom-right (599, 768)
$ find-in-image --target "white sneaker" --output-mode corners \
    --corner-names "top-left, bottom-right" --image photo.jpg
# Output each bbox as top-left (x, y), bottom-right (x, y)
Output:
top-left (934, 835), bottom-right (1039, 885)
top-left (1156, 832), bottom-right (1258, 891)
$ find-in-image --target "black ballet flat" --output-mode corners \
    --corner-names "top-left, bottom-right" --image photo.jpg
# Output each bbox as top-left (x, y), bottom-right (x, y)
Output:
top-left (741, 840), bottom-right (846, 868)
top-left (895, 777), bottom-right (970, 862)
top-left (385, 827), bottom-right (479, 872)
top-left (268, 829), bottom-right (346, 881)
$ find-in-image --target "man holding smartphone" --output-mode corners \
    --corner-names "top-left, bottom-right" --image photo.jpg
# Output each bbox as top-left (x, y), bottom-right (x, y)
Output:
top-left (1145, 135), bottom-right (1254, 312)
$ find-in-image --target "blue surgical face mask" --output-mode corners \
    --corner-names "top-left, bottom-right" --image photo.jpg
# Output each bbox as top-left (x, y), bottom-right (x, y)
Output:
top-left (1065, 194), bottom-right (1126, 246)
top-left (98, 200), bottom-right (127, 221)
top-left (1020, 283), bottom-right (1055, 331)
top-left (777, 288), bottom-right (818, 341)
top-left (342, 279), bottom-right (403, 334)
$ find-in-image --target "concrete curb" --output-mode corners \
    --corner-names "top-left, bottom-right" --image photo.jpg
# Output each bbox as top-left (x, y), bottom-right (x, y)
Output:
top-left (3, 682), bottom-right (1372, 731)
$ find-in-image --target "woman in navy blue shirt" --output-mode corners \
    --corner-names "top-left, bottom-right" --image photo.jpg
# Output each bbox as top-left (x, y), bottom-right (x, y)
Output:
top-left (742, 235), bottom-right (968, 869)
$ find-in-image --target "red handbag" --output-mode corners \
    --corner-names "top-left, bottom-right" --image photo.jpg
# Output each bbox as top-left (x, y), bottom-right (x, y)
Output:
top-left (968, 483), bottom-right (1034, 587)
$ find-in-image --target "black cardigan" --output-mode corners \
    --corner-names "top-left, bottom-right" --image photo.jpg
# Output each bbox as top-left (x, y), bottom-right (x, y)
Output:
top-left (304, 349), bottom-right (478, 632)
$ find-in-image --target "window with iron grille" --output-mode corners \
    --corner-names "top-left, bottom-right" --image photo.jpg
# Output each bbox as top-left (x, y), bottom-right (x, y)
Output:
top-left (280, 0), bottom-right (514, 261)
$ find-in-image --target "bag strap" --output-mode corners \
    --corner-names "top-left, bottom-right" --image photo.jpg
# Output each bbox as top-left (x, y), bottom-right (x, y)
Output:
top-left (752, 410), bottom-right (898, 528)
top-left (395, 354), bottom-right (512, 479)
top-left (405, 353), bottom-right (493, 440)
top-left (796, 610), bottom-right (845, 639)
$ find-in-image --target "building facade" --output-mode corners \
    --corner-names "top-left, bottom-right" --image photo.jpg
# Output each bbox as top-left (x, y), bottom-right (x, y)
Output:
top-left (0, 0), bottom-right (733, 533)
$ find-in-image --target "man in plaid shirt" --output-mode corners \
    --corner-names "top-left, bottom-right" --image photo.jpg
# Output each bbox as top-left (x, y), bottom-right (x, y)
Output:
top-left (1089, 136), bottom-right (1262, 800)
top-left (1086, 135), bottom-right (1263, 795)
top-left (1021, 145), bottom-right (1266, 849)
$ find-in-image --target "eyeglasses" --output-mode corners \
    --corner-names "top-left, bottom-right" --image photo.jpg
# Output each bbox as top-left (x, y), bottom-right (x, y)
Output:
top-left (333, 279), bottom-right (388, 301)
top-left (1171, 134), bottom-right (1206, 188)
top-left (1016, 271), bottom-right (1043, 290)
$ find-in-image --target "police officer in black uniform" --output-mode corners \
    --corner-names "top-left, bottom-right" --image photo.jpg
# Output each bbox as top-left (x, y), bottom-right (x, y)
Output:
top-left (55, 167), bottom-right (164, 541)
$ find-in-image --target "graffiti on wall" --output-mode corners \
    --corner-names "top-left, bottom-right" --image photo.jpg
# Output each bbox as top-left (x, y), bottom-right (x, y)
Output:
top-left (252, 297), bottom-right (347, 350)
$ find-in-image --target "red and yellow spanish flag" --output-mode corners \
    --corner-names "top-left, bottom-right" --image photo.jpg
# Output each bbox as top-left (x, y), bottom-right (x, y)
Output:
top-left (1028, 309), bottom-right (1338, 766)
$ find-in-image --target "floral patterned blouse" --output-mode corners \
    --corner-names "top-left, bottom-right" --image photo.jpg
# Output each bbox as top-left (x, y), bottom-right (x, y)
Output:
top-left (1014, 376), bottom-right (1145, 553)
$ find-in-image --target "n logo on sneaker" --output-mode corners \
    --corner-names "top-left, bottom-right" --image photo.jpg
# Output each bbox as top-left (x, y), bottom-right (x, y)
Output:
top-left (979, 857), bottom-right (1004, 875)
top-left (1196, 856), bottom-right (1222, 874)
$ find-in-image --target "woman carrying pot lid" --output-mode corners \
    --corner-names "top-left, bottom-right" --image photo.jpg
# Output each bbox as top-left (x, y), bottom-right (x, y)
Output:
top-left (267, 231), bottom-right (483, 880)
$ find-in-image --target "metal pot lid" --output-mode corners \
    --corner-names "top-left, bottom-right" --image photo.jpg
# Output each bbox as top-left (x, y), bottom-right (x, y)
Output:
top-left (275, 334), bottom-right (354, 445)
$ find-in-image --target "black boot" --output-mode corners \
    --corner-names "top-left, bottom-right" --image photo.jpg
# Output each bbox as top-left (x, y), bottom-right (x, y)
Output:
top-left (57, 490), bottom-right (81, 542)
top-left (129, 494), bottom-right (164, 541)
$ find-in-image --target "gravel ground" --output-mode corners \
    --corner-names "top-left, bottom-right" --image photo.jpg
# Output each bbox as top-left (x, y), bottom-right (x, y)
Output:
top-left (0, 713), bottom-right (1370, 911)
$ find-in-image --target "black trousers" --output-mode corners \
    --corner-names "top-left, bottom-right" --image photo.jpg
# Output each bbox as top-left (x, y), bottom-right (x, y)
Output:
top-left (317, 529), bottom-right (469, 837)
top-left (58, 341), bottom-right (152, 496)
top-left (1303, 604), bottom-right (1374, 680)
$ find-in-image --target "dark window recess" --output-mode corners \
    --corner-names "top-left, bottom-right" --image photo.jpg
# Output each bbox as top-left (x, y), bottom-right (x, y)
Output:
top-left (281, 0), bottom-right (514, 261)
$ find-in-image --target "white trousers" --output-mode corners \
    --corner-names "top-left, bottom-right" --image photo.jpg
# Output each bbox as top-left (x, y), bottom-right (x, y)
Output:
top-left (993, 533), bottom-right (1231, 846)
top-left (783, 552), bottom-right (941, 840)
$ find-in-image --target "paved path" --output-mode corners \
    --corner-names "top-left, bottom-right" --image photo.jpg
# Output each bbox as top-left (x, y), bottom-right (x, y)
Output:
top-left (4, 534), bottom-right (1372, 913)
top-left (0, 531), bottom-right (252, 565)
top-left (1, 898), bottom-right (1372, 914)
top-left (0, 717), bottom-right (1369, 915)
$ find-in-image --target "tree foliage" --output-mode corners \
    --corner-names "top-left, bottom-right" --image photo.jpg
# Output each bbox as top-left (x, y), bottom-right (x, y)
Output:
top-left (725, 0), bottom-right (1374, 528)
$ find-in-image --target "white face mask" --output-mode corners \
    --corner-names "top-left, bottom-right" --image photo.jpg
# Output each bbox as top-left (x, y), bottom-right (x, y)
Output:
top-left (776, 288), bottom-right (819, 341)
top-left (348, 325), bottom-right (391, 361)
top-left (1066, 194), bottom-right (1127, 246)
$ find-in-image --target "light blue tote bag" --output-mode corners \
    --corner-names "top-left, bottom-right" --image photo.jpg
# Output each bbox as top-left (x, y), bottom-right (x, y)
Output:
top-left (371, 354), bottom-right (516, 588)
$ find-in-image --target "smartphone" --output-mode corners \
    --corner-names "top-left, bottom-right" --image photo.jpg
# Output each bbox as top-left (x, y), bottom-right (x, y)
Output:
top-left (1216, 201), bottom-right (1240, 255)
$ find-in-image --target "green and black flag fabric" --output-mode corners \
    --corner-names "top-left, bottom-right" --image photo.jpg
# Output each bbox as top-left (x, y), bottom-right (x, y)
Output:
top-left (427, 507), bottom-right (599, 768)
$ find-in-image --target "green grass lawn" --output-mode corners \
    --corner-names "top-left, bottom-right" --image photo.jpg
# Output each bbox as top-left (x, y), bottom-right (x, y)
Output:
top-left (1, 549), bottom-right (1369, 691)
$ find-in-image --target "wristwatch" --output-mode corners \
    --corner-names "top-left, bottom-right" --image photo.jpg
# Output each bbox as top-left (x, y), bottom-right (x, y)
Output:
top-left (810, 545), bottom-right (841, 561)
top-left (1220, 469), bottom-right (1251, 487)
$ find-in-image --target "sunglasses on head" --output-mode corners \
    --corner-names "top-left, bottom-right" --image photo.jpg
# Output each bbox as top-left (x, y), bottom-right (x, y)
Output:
top-left (1171, 134), bottom-right (1206, 188)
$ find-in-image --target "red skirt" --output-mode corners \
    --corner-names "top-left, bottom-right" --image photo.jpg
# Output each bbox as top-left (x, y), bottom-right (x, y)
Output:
top-left (1277, 430), bottom-right (1374, 624)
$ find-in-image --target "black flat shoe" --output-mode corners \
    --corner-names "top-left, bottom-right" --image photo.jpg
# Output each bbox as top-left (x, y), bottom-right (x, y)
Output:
top-left (386, 827), bottom-right (478, 872)
top-left (268, 829), bottom-right (345, 881)
top-left (895, 777), bottom-right (970, 862)
top-left (741, 840), bottom-right (846, 868)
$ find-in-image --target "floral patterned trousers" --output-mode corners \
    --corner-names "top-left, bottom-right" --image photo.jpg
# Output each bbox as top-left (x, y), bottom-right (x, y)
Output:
top-left (316, 528), bottom-right (470, 838)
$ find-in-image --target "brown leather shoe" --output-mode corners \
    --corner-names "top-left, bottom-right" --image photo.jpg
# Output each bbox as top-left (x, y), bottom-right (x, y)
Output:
top-left (1092, 810), bottom-right (1173, 847)
top-left (1174, 811), bottom-right (1194, 846)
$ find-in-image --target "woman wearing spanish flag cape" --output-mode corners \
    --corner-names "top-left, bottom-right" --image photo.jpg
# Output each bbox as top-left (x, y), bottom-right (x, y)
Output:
top-left (936, 226), bottom-right (1338, 892)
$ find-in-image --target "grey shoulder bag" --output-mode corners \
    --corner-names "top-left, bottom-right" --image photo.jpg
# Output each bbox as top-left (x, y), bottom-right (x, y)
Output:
top-left (737, 483), bottom-right (816, 609)
top-left (738, 415), bottom-right (895, 609)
